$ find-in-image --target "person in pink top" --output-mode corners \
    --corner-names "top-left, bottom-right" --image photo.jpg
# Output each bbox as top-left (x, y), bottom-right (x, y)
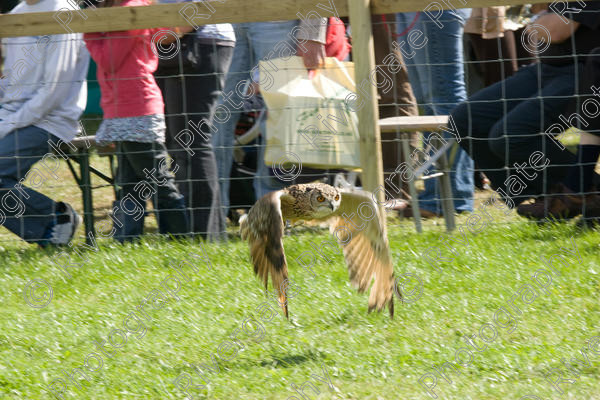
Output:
top-left (84, 0), bottom-right (188, 242)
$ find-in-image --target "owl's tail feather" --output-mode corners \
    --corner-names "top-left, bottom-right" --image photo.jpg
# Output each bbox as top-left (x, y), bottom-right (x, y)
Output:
top-left (271, 267), bottom-right (289, 319)
top-left (367, 272), bottom-right (395, 319)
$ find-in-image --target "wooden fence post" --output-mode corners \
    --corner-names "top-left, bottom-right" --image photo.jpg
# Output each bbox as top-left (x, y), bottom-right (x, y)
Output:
top-left (348, 0), bottom-right (385, 205)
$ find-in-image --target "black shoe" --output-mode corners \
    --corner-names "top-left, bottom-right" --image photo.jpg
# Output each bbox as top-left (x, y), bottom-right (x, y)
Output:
top-left (39, 202), bottom-right (81, 247)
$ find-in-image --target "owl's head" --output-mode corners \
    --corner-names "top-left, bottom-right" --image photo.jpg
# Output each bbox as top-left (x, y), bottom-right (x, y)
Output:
top-left (309, 185), bottom-right (341, 217)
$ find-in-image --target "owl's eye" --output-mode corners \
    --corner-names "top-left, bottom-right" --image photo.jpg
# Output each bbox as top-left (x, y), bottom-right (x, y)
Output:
top-left (317, 196), bottom-right (325, 202)
top-left (334, 195), bottom-right (340, 201)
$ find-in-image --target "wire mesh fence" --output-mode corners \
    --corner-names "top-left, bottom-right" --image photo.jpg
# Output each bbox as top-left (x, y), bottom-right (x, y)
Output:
top-left (1, 1), bottom-right (599, 247)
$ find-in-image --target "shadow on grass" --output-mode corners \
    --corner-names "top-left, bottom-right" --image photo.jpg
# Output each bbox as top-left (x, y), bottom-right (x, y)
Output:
top-left (259, 351), bottom-right (323, 369)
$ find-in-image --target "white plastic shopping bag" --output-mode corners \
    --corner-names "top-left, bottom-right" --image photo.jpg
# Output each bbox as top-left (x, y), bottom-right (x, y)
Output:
top-left (259, 56), bottom-right (360, 170)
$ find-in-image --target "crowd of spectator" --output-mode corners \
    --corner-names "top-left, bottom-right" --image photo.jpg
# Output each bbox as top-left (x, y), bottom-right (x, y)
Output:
top-left (0, 0), bottom-right (599, 246)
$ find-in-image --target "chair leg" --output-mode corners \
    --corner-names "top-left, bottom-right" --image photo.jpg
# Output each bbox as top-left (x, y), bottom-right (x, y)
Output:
top-left (109, 154), bottom-right (118, 198)
top-left (437, 145), bottom-right (455, 232)
top-left (347, 171), bottom-right (358, 188)
top-left (78, 149), bottom-right (96, 243)
top-left (401, 137), bottom-right (422, 233)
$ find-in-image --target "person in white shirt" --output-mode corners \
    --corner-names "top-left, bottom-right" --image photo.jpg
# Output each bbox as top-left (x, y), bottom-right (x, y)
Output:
top-left (0, 0), bottom-right (90, 246)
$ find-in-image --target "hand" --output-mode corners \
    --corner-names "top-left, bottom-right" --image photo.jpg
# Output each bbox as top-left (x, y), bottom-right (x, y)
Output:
top-left (249, 81), bottom-right (260, 96)
top-left (160, 26), bottom-right (195, 45)
top-left (530, 3), bottom-right (549, 14)
top-left (298, 40), bottom-right (326, 70)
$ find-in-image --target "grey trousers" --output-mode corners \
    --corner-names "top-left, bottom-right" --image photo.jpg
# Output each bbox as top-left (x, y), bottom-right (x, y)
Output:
top-left (156, 42), bottom-right (233, 241)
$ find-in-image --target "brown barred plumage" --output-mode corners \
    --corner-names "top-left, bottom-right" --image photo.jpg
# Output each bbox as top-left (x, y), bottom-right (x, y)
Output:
top-left (239, 183), bottom-right (399, 319)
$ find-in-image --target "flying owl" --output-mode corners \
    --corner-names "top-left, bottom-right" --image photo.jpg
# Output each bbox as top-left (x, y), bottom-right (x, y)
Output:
top-left (239, 183), bottom-right (398, 319)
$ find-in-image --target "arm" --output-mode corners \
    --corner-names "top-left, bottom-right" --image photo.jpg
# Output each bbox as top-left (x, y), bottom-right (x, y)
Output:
top-left (158, 26), bottom-right (195, 45)
top-left (534, 12), bottom-right (580, 43)
top-left (0, 36), bottom-right (87, 137)
top-left (297, 17), bottom-right (328, 70)
top-left (298, 18), bottom-right (328, 44)
top-left (84, 30), bottom-right (142, 72)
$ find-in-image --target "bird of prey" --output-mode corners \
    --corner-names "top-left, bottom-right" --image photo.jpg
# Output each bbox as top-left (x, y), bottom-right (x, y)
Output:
top-left (240, 182), bottom-right (398, 319)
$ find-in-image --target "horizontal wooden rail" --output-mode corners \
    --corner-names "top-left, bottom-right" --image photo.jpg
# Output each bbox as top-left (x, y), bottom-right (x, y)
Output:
top-left (379, 115), bottom-right (449, 132)
top-left (0, 0), bottom-right (551, 37)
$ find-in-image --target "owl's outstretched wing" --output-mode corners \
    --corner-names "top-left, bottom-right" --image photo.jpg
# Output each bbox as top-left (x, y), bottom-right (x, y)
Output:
top-left (330, 190), bottom-right (397, 317)
top-left (240, 190), bottom-right (293, 318)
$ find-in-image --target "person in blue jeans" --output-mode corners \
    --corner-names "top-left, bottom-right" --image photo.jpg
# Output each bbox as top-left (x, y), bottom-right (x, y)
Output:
top-left (452, 2), bottom-right (600, 212)
top-left (0, 0), bottom-right (90, 246)
top-left (212, 19), bottom-right (327, 220)
top-left (396, 9), bottom-right (474, 217)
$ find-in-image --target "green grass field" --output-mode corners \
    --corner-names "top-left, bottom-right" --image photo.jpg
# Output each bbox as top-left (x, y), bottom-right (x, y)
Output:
top-left (1, 155), bottom-right (599, 400)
